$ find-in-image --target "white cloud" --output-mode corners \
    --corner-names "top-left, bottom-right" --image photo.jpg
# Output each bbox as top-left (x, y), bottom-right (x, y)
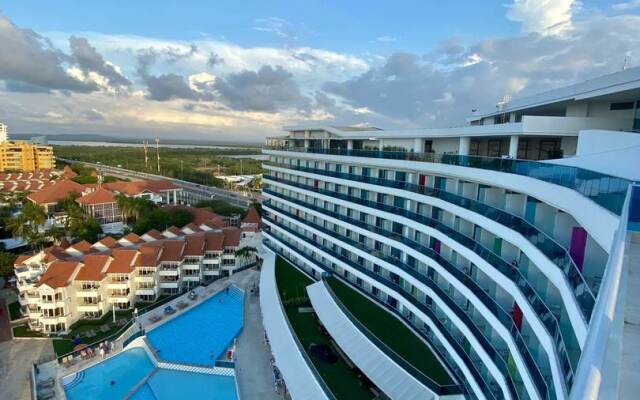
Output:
top-left (375, 36), bottom-right (398, 43)
top-left (506, 0), bottom-right (578, 35)
top-left (612, 0), bottom-right (640, 11)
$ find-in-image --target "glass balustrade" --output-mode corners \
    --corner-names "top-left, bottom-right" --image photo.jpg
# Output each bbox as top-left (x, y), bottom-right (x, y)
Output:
top-left (263, 238), bottom-right (499, 400)
top-left (263, 146), bottom-right (630, 215)
top-left (265, 161), bottom-right (596, 322)
top-left (264, 175), bottom-right (579, 388)
top-left (264, 201), bottom-right (552, 399)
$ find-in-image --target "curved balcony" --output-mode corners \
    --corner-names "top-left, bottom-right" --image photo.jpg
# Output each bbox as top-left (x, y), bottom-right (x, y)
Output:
top-left (264, 175), bottom-right (579, 388)
top-left (264, 199), bottom-right (554, 399)
top-left (265, 161), bottom-right (596, 322)
top-left (263, 239), bottom-right (496, 400)
top-left (264, 222), bottom-right (518, 400)
top-left (263, 147), bottom-right (630, 215)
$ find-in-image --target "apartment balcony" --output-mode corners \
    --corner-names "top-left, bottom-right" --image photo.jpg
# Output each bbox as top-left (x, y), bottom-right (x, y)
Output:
top-left (108, 295), bottom-right (131, 303)
top-left (77, 301), bottom-right (103, 312)
top-left (134, 275), bottom-right (155, 283)
top-left (40, 314), bottom-right (71, 324)
top-left (203, 258), bottom-right (220, 265)
top-left (264, 221), bottom-right (536, 399)
top-left (182, 275), bottom-right (201, 282)
top-left (264, 160), bottom-right (598, 319)
top-left (263, 181), bottom-right (582, 370)
top-left (264, 239), bottom-right (500, 399)
top-left (158, 282), bottom-right (179, 289)
top-left (159, 269), bottom-right (179, 276)
top-left (75, 288), bottom-right (100, 297)
top-left (107, 280), bottom-right (130, 290)
top-left (135, 287), bottom-right (157, 296)
top-left (181, 264), bottom-right (201, 271)
top-left (264, 129), bottom-right (630, 215)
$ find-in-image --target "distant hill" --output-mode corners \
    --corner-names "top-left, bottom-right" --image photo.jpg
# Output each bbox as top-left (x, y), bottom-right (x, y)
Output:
top-left (9, 133), bottom-right (263, 147)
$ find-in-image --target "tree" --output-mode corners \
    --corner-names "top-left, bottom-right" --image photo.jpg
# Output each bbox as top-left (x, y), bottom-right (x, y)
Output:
top-left (0, 251), bottom-right (18, 280)
top-left (7, 202), bottom-right (46, 250)
top-left (195, 199), bottom-right (245, 217)
top-left (235, 246), bottom-right (257, 259)
top-left (75, 218), bottom-right (103, 243)
top-left (132, 208), bottom-right (193, 235)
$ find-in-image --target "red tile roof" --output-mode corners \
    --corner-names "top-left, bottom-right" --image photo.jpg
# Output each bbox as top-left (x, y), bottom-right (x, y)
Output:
top-left (183, 223), bottom-right (202, 233)
top-left (106, 249), bottom-right (137, 273)
top-left (204, 231), bottom-right (224, 251)
top-left (202, 219), bottom-right (225, 229)
top-left (143, 229), bottom-right (165, 240)
top-left (27, 179), bottom-right (86, 205)
top-left (136, 245), bottom-right (161, 267)
top-left (164, 226), bottom-right (183, 236)
top-left (96, 236), bottom-right (120, 249)
top-left (184, 234), bottom-right (205, 256)
top-left (14, 255), bottom-right (31, 266)
top-left (121, 232), bottom-right (143, 244)
top-left (222, 227), bottom-right (241, 247)
top-left (75, 255), bottom-right (110, 281)
top-left (69, 240), bottom-right (93, 253)
top-left (44, 246), bottom-right (73, 263)
top-left (62, 165), bottom-right (78, 179)
top-left (242, 205), bottom-right (261, 225)
top-left (159, 240), bottom-right (184, 262)
top-left (163, 205), bottom-right (221, 226)
top-left (77, 187), bottom-right (117, 205)
top-left (103, 179), bottom-right (179, 196)
top-left (37, 261), bottom-right (80, 288)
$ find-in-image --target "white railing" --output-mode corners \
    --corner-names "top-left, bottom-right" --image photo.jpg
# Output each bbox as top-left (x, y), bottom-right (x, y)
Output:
top-left (570, 184), bottom-right (636, 399)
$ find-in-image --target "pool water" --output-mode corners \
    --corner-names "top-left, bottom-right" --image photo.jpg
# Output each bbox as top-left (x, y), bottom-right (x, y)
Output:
top-left (64, 347), bottom-right (154, 400)
top-left (147, 286), bottom-right (244, 366)
top-left (130, 369), bottom-right (239, 400)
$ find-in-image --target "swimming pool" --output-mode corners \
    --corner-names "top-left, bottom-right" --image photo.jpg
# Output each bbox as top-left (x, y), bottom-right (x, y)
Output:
top-left (147, 286), bottom-right (244, 366)
top-left (64, 347), bottom-right (154, 400)
top-left (130, 369), bottom-right (238, 400)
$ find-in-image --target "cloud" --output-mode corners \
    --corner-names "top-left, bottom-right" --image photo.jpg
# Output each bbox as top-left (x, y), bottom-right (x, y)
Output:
top-left (207, 52), bottom-right (224, 67)
top-left (0, 14), bottom-right (97, 93)
top-left (506, 0), bottom-right (577, 35)
top-left (375, 36), bottom-right (398, 43)
top-left (612, 0), bottom-right (640, 11)
top-left (69, 36), bottom-right (131, 87)
top-left (323, 13), bottom-right (640, 128)
top-left (81, 108), bottom-right (106, 121)
top-left (214, 65), bottom-right (310, 112)
top-left (254, 17), bottom-right (298, 40)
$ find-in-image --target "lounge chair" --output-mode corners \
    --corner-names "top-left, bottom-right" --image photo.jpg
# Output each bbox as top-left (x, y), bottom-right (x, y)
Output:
top-left (149, 314), bottom-right (162, 323)
top-left (37, 378), bottom-right (55, 388)
top-left (100, 325), bottom-right (109, 333)
top-left (163, 306), bottom-right (176, 315)
top-left (38, 389), bottom-right (55, 400)
top-left (86, 330), bottom-right (96, 338)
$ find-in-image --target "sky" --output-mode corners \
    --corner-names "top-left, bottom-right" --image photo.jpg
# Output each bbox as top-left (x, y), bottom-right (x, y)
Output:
top-left (0, 0), bottom-right (639, 143)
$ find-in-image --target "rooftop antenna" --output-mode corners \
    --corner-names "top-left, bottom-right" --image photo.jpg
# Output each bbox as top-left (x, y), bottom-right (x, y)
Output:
top-left (143, 140), bottom-right (149, 170)
top-left (622, 56), bottom-right (628, 71)
top-left (155, 137), bottom-right (160, 173)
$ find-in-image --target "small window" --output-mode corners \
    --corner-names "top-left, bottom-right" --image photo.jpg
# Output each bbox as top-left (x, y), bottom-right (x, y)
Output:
top-left (610, 102), bottom-right (634, 110)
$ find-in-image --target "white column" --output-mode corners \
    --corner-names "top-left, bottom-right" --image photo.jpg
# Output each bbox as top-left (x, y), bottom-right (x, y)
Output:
top-left (304, 139), bottom-right (310, 149)
top-left (378, 139), bottom-right (385, 151)
top-left (347, 140), bottom-right (353, 150)
top-left (509, 135), bottom-right (519, 158)
top-left (459, 137), bottom-right (471, 155)
top-left (413, 138), bottom-right (424, 153)
top-left (173, 190), bottom-right (177, 204)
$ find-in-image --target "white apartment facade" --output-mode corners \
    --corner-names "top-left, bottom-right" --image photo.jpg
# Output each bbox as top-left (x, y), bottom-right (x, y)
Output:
top-left (261, 67), bottom-right (640, 400)
top-left (14, 226), bottom-right (257, 334)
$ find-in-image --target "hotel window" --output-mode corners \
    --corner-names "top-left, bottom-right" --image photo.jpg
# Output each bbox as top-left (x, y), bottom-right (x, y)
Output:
top-left (487, 139), bottom-right (507, 157)
top-left (610, 102), bottom-right (634, 110)
top-left (424, 140), bottom-right (433, 153)
top-left (395, 171), bottom-right (406, 182)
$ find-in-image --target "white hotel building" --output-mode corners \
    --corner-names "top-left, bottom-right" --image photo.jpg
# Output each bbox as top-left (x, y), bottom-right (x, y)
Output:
top-left (260, 67), bottom-right (640, 400)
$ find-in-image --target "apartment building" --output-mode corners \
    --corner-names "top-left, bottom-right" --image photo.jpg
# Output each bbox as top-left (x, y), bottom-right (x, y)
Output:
top-left (0, 140), bottom-right (54, 172)
top-left (260, 67), bottom-right (640, 400)
top-left (14, 224), bottom-right (256, 334)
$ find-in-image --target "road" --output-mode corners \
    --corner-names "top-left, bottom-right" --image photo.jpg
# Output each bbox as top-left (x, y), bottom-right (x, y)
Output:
top-left (58, 158), bottom-right (257, 206)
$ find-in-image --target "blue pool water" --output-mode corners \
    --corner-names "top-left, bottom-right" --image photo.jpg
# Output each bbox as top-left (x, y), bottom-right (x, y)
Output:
top-left (64, 347), bottom-right (154, 400)
top-left (130, 369), bottom-right (238, 400)
top-left (147, 286), bottom-right (244, 366)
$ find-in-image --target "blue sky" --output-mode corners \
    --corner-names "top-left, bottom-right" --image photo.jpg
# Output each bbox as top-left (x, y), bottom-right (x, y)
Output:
top-left (0, 1), bottom-right (638, 142)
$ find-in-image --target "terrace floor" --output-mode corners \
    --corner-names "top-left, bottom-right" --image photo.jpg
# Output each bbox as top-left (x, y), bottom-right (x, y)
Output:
top-left (274, 256), bottom-right (376, 400)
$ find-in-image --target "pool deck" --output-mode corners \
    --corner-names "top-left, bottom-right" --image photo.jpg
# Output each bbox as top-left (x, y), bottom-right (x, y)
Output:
top-left (52, 266), bottom-right (283, 400)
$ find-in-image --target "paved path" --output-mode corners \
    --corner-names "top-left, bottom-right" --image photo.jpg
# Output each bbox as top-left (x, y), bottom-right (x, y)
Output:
top-left (234, 268), bottom-right (282, 400)
top-left (0, 338), bottom-right (55, 400)
top-left (0, 299), bottom-right (12, 343)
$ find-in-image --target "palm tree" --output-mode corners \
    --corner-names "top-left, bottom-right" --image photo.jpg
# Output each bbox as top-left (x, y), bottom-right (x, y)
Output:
top-left (116, 193), bottom-right (132, 224)
top-left (235, 246), bottom-right (258, 267)
top-left (7, 202), bottom-right (46, 250)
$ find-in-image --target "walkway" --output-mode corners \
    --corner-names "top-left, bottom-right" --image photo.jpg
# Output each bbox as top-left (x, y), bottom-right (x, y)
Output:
top-left (0, 338), bottom-right (55, 400)
top-left (234, 268), bottom-right (282, 400)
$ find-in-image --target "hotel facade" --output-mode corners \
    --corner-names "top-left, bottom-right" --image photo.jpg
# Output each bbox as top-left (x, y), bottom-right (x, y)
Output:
top-left (260, 68), bottom-right (640, 400)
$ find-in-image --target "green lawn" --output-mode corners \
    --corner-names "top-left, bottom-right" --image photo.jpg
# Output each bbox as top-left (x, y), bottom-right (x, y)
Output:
top-left (275, 257), bottom-right (374, 400)
top-left (327, 276), bottom-right (455, 386)
top-left (8, 301), bottom-right (22, 320)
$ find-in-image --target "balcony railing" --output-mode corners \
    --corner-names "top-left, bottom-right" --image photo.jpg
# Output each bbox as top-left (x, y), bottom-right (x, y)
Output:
top-left (264, 146), bottom-right (630, 215)
top-left (264, 239), bottom-right (498, 400)
top-left (264, 178), bottom-right (579, 387)
top-left (264, 200), bottom-right (553, 398)
top-left (265, 160), bottom-right (596, 322)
